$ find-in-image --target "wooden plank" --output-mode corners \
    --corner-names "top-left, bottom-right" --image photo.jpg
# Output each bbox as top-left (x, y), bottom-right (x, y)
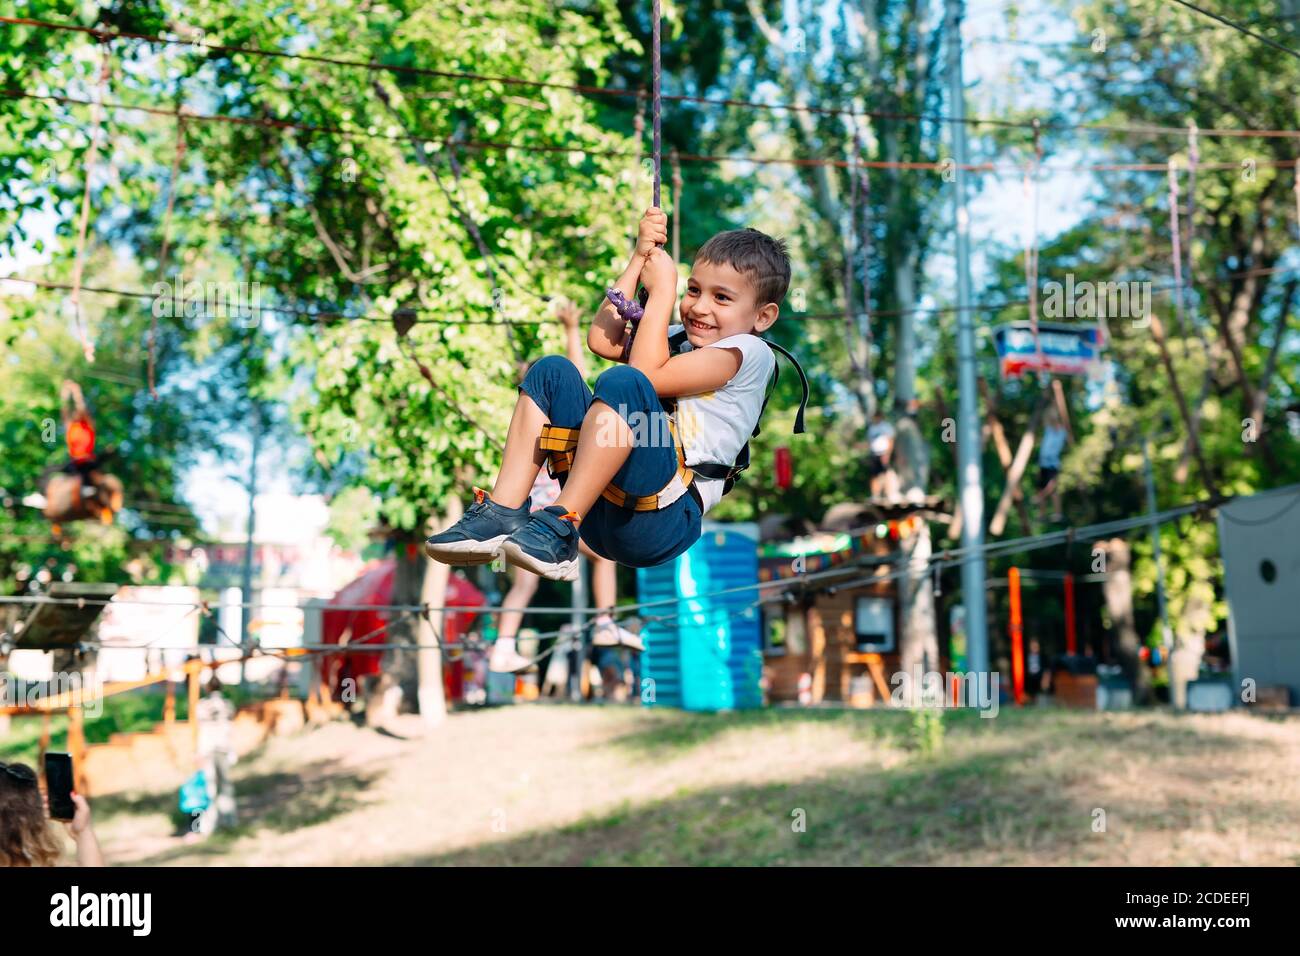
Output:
top-left (0, 670), bottom-right (172, 716)
top-left (989, 390), bottom-right (1051, 536)
top-left (164, 678), bottom-right (175, 730)
top-left (67, 705), bottom-right (88, 794)
top-left (10, 582), bottom-right (118, 650)
top-left (808, 605), bottom-right (826, 704)
top-left (981, 379), bottom-right (1033, 533)
top-left (934, 386), bottom-right (965, 540)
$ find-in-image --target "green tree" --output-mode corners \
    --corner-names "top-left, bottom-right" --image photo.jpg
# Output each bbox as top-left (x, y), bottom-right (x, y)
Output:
top-left (931, 0), bottom-right (1300, 687)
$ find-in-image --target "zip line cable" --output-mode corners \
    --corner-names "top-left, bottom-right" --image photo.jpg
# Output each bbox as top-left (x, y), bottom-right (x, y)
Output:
top-left (0, 554), bottom-right (867, 617)
top-left (967, 9), bottom-right (1300, 50)
top-left (15, 85), bottom-right (1300, 171)
top-left (2, 485), bottom-right (1291, 641)
top-left (1167, 0), bottom-right (1300, 62)
top-left (0, 489), bottom-right (1248, 659)
top-left (8, 262), bottom-right (1296, 332)
top-left (6, 14), bottom-right (1300, 142)
top-left (0, 89), bottom-right (941, 188)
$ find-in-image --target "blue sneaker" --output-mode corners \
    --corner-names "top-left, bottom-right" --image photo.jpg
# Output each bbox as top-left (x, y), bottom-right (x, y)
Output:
top-left (424, 487), bottom-right (531, 565)
top-left (498, 505), bottom-right (581, 581)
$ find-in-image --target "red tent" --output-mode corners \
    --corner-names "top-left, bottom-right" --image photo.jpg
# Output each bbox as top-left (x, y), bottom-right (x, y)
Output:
top-left (321, 554), bottom-right (485, 702)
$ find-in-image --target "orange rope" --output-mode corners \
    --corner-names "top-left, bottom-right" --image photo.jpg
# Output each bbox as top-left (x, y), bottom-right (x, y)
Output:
top-left (1023, 121), bottom-right (1047, 375)
top-left (68, 40), bottom-right (112, 363)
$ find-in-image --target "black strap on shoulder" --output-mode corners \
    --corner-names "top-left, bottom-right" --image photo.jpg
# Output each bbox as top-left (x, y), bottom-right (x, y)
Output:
top-left (761, 338), bottom-right (809, 435)
top-left (663, 328), bottom-right (810, 496)
top-left (666, 328), bottom-right (808, 434)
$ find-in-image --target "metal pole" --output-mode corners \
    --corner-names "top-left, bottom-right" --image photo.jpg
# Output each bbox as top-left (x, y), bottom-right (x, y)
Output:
top-left (944, 0), bottom-right (990, 679)
top-left (1142, 439), bottom-right (1173, 647)
top-left (569, 555), bottom-right (587, 701)
top-left (238, 407), bottom-right (261, 691)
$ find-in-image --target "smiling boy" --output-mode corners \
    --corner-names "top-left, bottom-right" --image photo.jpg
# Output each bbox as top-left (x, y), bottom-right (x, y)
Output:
top-left (424, 208), bottom-right (791, 580)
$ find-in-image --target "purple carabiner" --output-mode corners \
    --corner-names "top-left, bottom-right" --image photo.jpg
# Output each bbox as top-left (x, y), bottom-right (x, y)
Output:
top-left (605, 287), bottom-right (644, 323)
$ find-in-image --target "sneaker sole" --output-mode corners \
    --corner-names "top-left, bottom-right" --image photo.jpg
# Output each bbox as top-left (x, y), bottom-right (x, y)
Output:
top-left (498, 540), bottom-right (579, 582)
top-left (423, 535), bottom-right (508, 565)
top-left (488, 654), bottom-right (534, 674)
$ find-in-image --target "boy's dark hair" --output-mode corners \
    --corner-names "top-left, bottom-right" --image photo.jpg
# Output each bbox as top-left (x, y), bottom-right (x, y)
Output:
top-left (695, 228), bottom-right (791, 306)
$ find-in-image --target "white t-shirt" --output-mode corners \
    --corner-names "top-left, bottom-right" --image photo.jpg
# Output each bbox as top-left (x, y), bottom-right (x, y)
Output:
top-left (196, 692), bottom-right (235, 755)
top-left (667, 325), bottom-right (776, 514)
top-left (1039, 425), bottom-right (1067, 469)
top-left (868, 420), bottom-right (895, 455)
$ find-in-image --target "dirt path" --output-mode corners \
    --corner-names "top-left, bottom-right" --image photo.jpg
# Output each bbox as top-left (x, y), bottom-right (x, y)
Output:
top-left (90, 704), bottom-right (1300, 866)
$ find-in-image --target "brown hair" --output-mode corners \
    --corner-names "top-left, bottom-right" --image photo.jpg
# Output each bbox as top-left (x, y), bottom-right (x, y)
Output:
top-left (0, 762), bottom-right (63, 867)
top-left (694, 228), bottom-right (792, 306)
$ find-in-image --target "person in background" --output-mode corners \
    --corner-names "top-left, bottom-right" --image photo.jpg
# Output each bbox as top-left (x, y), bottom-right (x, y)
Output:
top-left (592, 615), bottom-right (644, 703)
top-left (489, 301), bottom-right (643, 677)
top-left (31, 380), bottom-right (122, 527)
top-left (0, 761), bottom-right (103, 866)
top-left (60, 380), bottom-right (99, 485)
top-left (867, 411), bottom-right (897, 501)
top-left (1034, 405), bottom-right (1069, 523)
top-left (1025, 638), bottom-right (1051, 701)
top-left (194, 676), bottom-right (238, 835)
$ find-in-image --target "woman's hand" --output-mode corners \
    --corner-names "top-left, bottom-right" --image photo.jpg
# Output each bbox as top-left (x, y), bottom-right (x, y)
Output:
top-left (639, 248), bottom-right (678, 298)
top-left (65, 791), bottom-right (93, 837)
top-left (636, 207), bottom-right (668, 257)
top-left (65, 792), bottom-right (105, 866)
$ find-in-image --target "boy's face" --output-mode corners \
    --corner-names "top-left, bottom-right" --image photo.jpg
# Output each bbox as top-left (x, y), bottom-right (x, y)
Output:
top-left (680, 259), bottom-right (779, 347)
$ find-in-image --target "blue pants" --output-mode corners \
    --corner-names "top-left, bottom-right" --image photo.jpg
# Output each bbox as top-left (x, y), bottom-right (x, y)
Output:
top-left (519, 356), bottom-right (701, 568)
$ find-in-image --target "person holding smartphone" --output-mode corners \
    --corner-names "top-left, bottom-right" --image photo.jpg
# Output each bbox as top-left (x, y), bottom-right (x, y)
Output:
top-left (0, 760), bottom-right (104, 866)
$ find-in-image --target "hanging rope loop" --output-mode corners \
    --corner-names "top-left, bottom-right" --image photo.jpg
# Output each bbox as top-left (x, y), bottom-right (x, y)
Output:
top-left (69, 36), bottom-right (114, 364)
top-left (1167, 157), bottom-right (1187, 338)
top-left (149, 109), bottom-right (189, 400)
top-left (1024, 119), bottom-right (1045, 378)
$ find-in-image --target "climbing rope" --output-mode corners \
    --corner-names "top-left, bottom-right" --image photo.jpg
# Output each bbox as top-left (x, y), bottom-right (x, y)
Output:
top-left (68, 38), bottom-right (112, 363)
top-left (149, 111), bottom-right (187, 400)
top-left (617, 0), bottom-right (663, 362)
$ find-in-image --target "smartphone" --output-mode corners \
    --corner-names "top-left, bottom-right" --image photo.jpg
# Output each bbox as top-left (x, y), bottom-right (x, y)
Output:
top-left (44, 752), bottom-right (76, 821)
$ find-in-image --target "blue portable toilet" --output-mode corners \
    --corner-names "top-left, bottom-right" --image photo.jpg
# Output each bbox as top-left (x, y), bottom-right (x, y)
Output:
top-left (636, 521), bottom-right (763, 711)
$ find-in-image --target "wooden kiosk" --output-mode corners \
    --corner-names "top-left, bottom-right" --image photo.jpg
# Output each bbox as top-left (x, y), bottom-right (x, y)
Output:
top-left (759, 500), bottom-right (946, 707)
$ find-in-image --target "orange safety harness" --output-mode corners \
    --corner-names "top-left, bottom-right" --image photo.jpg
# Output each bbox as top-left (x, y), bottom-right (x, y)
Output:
top-left (539, 329), bottom-right (808, 512)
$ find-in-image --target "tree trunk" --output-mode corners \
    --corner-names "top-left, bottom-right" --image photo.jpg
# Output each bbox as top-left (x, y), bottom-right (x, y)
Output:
top-left (1100, 538), bottom-right (1150, 703)
top-left (897, 522), bottom-right (940, 705)
top-left (891, 250), bottom-right (939, 690)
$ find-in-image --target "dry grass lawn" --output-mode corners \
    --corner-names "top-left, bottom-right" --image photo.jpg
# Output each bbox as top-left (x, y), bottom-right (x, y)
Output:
top-left (85, 703), bottom-right (1300, 866)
